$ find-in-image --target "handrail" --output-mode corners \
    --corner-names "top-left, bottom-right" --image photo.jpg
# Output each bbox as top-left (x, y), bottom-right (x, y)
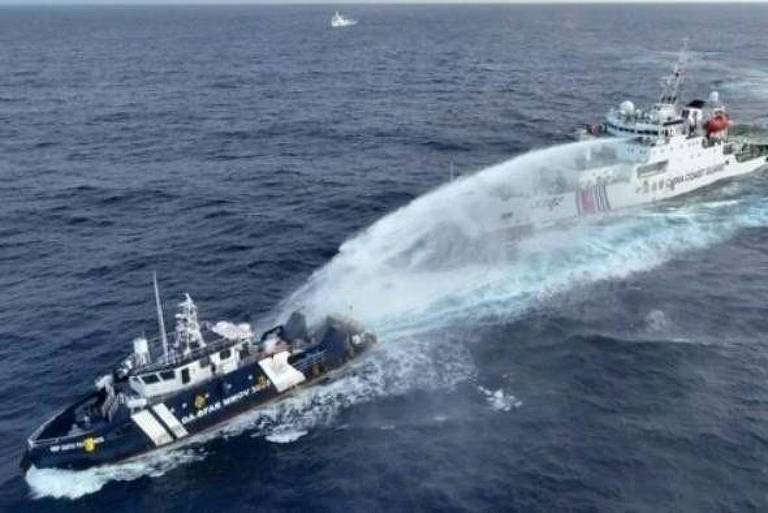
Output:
top-left (134, 334), bottom-right (252, 374)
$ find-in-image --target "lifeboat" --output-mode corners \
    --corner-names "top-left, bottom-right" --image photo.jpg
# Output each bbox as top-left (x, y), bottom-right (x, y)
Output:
top-left (704, 113), bottom-right (731, 136)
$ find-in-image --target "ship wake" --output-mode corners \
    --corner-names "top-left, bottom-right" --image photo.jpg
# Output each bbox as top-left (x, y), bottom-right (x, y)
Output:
top-left (26, 139), bottom-right (768, 500)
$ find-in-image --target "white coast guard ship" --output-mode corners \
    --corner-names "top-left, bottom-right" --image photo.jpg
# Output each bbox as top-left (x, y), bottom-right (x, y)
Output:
top-left (491, 46), bottom-right (768, 230)
top-left (22, 275), bottom-right (376, 471)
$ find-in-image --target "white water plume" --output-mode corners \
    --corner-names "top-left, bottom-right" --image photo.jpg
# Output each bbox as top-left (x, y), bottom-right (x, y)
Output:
top-left (278, 140), bottom-right (768, 338)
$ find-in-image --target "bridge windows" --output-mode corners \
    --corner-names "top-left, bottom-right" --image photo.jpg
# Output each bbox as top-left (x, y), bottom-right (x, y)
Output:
top-left (140, 374), bottom-right (160, 385)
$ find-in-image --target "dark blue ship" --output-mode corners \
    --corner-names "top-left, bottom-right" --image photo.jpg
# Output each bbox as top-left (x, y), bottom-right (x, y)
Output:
top-left (21, 275), bottom-right (377, 471)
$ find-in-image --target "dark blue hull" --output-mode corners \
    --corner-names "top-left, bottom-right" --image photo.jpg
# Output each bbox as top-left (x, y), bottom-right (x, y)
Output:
top-left (23, 341), bottom-right (372, 471)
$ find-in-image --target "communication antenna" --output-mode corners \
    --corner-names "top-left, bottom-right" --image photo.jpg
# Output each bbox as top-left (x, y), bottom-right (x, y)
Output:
top-left (153, 272), bottom-right (169, 359)
top-left (659, 38), bottom-right (690, 105)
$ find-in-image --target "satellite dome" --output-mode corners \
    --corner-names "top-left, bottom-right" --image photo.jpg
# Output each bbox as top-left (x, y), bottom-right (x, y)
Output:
top-left (709, 91), bottom-right (720, 104)
top-left (619, 100), bottom-right (635, 114)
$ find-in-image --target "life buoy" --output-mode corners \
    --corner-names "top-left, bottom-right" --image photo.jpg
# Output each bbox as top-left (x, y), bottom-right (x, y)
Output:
top-left (83, 437), bottom-right (97, 452)
top-left (705, 114), bottom-right (730, 135)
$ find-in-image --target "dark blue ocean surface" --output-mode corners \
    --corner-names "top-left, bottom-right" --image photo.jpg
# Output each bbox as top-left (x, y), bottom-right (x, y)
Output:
top-left (2, 4), bottom-right (768, 512)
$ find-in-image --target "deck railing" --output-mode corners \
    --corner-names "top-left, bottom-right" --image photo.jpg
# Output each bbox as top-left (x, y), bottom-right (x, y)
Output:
top-left (133, 332), bottom-right (254, 374)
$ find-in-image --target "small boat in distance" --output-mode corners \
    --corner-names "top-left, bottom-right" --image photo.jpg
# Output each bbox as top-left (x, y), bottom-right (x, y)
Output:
top-left (21, 274), bottom-right (377, 471)
top-left (331, 11), bottom-right (357, 28)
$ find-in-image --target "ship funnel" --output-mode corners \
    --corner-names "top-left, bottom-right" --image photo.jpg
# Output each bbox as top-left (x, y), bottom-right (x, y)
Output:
top-left (133, 336), bottom-right (151, 366)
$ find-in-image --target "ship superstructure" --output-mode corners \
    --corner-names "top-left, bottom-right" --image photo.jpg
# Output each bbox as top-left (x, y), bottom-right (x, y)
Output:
top-left (22, 275), bottom-right (376, 471)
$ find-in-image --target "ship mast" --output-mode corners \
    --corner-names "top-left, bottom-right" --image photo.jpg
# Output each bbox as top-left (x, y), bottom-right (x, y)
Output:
top-left (153, 272), bottom-right (169, 359)
top-left (659, 39), bottom-right (689, 105)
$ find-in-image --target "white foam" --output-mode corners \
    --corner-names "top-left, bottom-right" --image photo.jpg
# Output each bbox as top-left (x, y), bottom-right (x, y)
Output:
top-left (478, 387), bottom-right (523, 412)
top-left (265, 429), bottom-right (308, 444)
top-left (25, 448), bottom-right (205, 500)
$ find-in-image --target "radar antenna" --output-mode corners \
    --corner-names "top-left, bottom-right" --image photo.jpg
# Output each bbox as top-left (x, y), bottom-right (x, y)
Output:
top-left (659, 38), bottom-right (689, 105)
top-left (175, 294), bottom-right (205, 355)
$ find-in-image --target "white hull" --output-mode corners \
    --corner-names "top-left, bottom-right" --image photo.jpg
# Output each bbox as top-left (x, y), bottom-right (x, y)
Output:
top-left (489, 145), bottom-right (767, 231)
top-left (331, 20), bottom-right (356, 28)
